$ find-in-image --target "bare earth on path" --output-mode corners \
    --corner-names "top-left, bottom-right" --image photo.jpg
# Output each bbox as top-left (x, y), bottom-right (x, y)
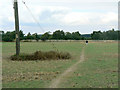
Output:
top-left (49, 46), bottom-right (85, 88)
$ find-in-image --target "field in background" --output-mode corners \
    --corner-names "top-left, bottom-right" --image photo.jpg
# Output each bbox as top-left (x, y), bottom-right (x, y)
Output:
top-left (2, 41), bottom-right (118, 88)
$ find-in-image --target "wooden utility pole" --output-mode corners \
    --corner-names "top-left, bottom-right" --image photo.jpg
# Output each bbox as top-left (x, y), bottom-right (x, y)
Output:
top-left (14, 0), bottom-right (20, 56)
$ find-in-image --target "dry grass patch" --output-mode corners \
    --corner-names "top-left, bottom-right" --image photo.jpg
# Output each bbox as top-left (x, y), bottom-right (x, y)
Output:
top-left (3, 71), bottom-right (60, 82)
top-left (102, 53), bottom-right (118, 58)
top-left (10, 51), bottom-right (71, 61)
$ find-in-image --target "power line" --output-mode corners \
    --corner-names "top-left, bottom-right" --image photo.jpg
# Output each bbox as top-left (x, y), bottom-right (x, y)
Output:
top-left (21, 1), bottom-right (68, 33)
top-left (22, 0), bottom-right (59, 52)
top-left (22, 0), bottom-right (45, 33)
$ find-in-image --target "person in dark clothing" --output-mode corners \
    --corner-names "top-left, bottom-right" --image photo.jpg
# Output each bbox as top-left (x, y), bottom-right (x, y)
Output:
top-left (86, 40), bottom-right (88, 45)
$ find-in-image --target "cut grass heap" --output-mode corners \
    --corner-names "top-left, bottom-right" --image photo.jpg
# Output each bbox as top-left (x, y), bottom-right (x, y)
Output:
top-left (11, 51), bottom-right (71, 61)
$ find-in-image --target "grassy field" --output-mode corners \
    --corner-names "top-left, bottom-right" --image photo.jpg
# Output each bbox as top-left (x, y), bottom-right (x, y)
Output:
top-left (2, 41), bottom-right (118, 88)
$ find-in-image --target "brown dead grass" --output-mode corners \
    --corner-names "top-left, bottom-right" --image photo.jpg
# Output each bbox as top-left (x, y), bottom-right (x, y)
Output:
top-left (10, 51), bottom-right (71, 61)
top-left (2, 71), bottom-right (60, 83)
top-left (103, 53), bottom-right (118, 58)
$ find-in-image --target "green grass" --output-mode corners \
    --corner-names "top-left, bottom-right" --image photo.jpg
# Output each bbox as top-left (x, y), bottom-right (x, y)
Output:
top-left (2, 41), bottom-right (118, 88)
top-left (59, 42), bottom-right (118, 88)
top-left (2, 42), bottom-right (84, 88)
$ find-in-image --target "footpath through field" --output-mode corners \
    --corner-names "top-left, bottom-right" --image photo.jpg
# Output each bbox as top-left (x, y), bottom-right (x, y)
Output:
top-left (49, 46), bottom-right (85, 88)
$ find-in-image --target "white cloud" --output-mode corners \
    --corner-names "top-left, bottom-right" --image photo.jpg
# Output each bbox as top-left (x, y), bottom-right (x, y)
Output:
top-left (101, 12), bottom-right (118, 23)
top-left (64, 12), bottom-right (91, 25)
top-left (59, 12), bottom-right (90, 25)
top-left (0, 0), bottom-right (118, 34)
top-left (0, 16), bottom-right (2, 25)
top-left (51, 12), bottom-right (118, 26)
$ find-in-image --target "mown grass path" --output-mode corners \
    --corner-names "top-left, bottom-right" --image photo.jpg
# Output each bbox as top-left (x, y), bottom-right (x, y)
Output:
top-left (49, 46), bottom-right (85, 88)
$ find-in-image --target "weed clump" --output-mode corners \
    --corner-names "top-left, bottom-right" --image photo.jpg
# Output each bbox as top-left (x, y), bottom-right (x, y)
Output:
top-left (11, 51), bottom-right (71, 61)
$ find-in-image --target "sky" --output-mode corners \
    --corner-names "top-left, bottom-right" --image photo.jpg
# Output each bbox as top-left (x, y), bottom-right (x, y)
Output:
top-left (0, 0), bottom-right (119, 34)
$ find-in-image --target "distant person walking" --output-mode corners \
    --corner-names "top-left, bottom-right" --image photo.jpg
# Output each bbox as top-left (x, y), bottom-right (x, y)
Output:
top-left (86, 40), bottom-right (88, 45)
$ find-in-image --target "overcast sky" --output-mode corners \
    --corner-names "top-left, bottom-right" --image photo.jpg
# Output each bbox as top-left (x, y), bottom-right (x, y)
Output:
top-left (0, 0), bottom-right (119, 34)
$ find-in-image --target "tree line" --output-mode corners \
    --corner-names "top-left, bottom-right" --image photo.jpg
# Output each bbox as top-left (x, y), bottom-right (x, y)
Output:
top-left (0, 29), bottom-right (119, 42)
top-left (91, 29), bottom-right (119, 40)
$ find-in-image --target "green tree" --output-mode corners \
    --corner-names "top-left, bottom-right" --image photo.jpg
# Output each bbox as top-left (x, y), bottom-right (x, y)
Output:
top-left (65, 32), bottom-right (73, 40)
top-left (19, 30), bottom-right (24, 40)
top-left (41, 32), bottom-right (51, 41)
top-left (2, 31), bottom-right (15, 42)
top-left (52, 30), bottom-right (65, 40)
top-left (91, 29), bottom-right (118, 40)
top-left (26, 32), bottom-right (33, 40)
top-left (72, 31), bottom-right (81, 40)
top-left (91, 31), bottom-right (102, 40)
top-left (0, 31), bottom-right (4, 41)
top-left (32, 33), bottom-right (40, 42)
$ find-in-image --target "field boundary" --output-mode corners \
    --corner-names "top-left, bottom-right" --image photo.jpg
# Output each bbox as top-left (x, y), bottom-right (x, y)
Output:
top-left (20, 40), bottom-right (118, 42)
